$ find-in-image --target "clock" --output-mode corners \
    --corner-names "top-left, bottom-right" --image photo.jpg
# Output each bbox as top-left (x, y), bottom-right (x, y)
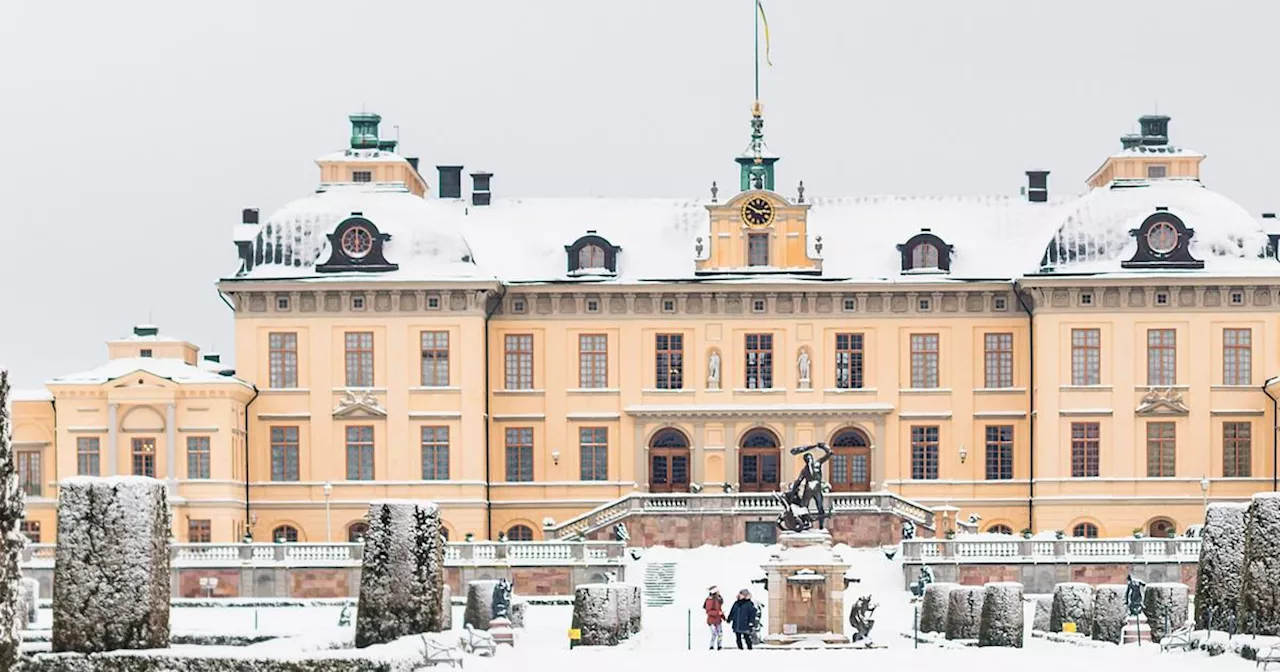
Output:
top-left (340, 226), bottom-right (373, 258)
top-left (741, 197), bottom-right (774, 227)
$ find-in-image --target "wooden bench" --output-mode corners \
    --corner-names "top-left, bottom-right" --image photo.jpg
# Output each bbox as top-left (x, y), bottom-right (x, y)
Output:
top-left (1256, 645), bottom-right (1280, 669)
top-left (461, 624), bottom-right (497, 657)
top-left (1159, 624), bottom-right (1193, 652)
top-left (421, 636), bottom-right (464, 668)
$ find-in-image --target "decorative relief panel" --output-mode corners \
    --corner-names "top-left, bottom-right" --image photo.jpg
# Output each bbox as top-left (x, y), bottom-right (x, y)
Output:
top-left (1128, 289), bottom-right (1145, 307)
top-left (891, 295), bottom-right (907, 312)
top-left (941, 295), bottom-right (959, 312)
top-left (815, 296), bottom-right (832, 313)
top-left (324, 293), bottom-right (341, 312)
top-left (300, 294), bottom-right (317, 312)
top-left (1255, 290), bottom-right (1271, 307)
top-left (374, 291), bottom-right (392, 312)
top-left (1178, 288), bottom-right (1195, 307)
top-left (1103, 288), bottom-right (1121, 307)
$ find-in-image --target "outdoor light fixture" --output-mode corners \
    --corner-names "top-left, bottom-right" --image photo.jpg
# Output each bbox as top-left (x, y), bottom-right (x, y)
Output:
top-left (958, 444), bottom-right (968, 464)
top-left (551, 450), bottom-right (561, 465)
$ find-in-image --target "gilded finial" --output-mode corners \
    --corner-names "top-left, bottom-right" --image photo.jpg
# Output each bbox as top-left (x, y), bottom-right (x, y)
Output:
top-left (797, 180), bottom-right (805, 203)
top-left (710, 181), bottom-right (719, 203)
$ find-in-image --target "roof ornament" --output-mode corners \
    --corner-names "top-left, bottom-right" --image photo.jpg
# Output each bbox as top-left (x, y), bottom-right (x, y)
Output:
top-left (695, 237), bottom-right (704, 257)
top-left (797, 180), bottom-right (805, 203)
top-left (710, 181), bottom-right (719, 203)
top-left (814, 235), bottom-right (823, 257)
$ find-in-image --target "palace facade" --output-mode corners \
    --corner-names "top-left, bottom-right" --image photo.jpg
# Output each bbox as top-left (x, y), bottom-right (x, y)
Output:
top-left (11, 109), bottom-right (1280, 545)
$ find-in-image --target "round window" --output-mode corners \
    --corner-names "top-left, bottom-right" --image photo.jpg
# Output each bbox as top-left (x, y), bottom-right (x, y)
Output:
top-left (340, 226), bottom-right (373, 258)
top-left (1146, 221), bottom-right (1178, 255)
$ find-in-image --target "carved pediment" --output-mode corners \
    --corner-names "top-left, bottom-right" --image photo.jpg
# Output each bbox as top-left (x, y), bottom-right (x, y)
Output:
top-left (1136, 387), bottom-right (1189, 416)
top-left (333, 389), bottom-right (386, 418)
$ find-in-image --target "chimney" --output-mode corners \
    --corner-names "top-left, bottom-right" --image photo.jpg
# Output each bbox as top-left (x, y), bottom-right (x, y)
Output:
top-left (203, 353), bottom-right (221, 364)
top-left (1138, 114), bottom-right (1170, 146)
top-left (1025, 170), bottom-right (1049, 203)
top-left (438, 165), bottom-right (464, 199)
top-left (406, 157), bottom-right (420, 174)
top-left (1263, 213), bottom-right (1276, 220)
top-left (242, 208), bottom-right (259, 224)
top-left (1120, 134), bottom-right (1142, 150)
top-left (133, 325), bottom-right (159, 337)
top-left (471, 171), bottom-right (493, 206)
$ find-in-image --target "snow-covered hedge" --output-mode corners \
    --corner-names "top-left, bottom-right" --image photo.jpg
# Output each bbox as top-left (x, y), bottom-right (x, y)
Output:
top-left (1050, 583), bottom-right (1094, 634)
top-left (978, 582), bottom-right (1023, 647)
top-left (1032, 595), bottom-right (1052, 632)
top-left (0, 370), bottom-right (26, 669)
top-left (52, 476), bottom-right (170, 654)
top-left (1090, 584), bottom-right (1126, 644)
top-left (354, 501), bottom-right (445, 648)
top-left (1143, 582), bottom-right (1189, 643)
top-left (440, 584), bottom-right (452, 631)
top-left (944, 586), bottom-right (984, 640)
top-left (462, 580), bottom-right (499, 631)
top-left (571, 583), bottom-right (640, 646)
top-left (1198, 502), bottom-right (1247, 630)
top-left (919, 582), bottom-right (958, 633)
top-left (1243, 493), bottom-right (1280, 634)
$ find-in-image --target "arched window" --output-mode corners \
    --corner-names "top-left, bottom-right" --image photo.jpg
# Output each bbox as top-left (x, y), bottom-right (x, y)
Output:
top-left (1071, 522), bottom-right (1099, 539)
top-left (829, 428), bottom-right (872, 492)
top-left (986, 524), bottom-right (1014, 535)
top-left (649, 428), bottom-right (690, 493)
top-left (507, 524), bottom-right (534, 542)
top-left (1148, 518), bottom-right (1176, 539)
top-left (911, 242), bottom-right (939, 269)
top-left (739, 428), bottom-right (780, 493)
top-left (347, 522), bottom-right (369, 543)
top-left (441, 527), bottom-right (450, 542)
top-left (578, 244), bottom-right (606, 269)
top-left (273, 524), bottom-right (300, 543)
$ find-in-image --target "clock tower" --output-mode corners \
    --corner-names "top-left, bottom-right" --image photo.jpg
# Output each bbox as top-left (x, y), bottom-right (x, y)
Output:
top-left (734, 101), bottom-right (778, 191)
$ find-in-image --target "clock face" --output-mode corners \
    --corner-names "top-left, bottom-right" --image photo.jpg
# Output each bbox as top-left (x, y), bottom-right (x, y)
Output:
top-left (340, 226), bottom-right (373, 258)
top-left (741, 197), bottom-right (774, 227)
top-left (1146, 221), bottom-right (1178, 255)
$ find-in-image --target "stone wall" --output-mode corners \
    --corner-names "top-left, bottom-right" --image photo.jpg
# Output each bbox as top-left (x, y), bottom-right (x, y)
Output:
top-left (585, 510), bottom-right (915, 548)
top-left (906, 561), bottom-right (1196, 594)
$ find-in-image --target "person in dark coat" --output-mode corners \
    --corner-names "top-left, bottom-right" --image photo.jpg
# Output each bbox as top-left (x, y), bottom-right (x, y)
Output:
top-left (727, 589), bottom-right (759, 650)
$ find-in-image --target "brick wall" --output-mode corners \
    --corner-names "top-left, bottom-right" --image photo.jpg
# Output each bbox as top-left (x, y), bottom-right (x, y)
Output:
top-left (291, 569), bottom-right (350, 598)
top-left (177, 570), bottom-right (241, 598)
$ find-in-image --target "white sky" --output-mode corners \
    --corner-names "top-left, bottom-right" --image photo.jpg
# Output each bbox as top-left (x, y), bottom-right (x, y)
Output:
top-left (2, 0), bottom-right (1278, 387)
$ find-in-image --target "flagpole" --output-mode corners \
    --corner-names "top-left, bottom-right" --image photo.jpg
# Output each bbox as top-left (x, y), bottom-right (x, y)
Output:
top-left (754, 0), bottom-right (759, 101)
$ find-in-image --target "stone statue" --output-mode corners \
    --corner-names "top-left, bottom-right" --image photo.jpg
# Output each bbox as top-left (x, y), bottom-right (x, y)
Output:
top-left (910, 566), bottom-right (934, 597)
top-left (797, 350), bottom-right (811, 381)
top-left (775, 443), bottom-right (833, 532)
top-left (849, 595), bottom-right (878, 642)
top-left (1125, 573), bottom-right (1146, 617)
top-left (491, 579), bottom-right (513, 620)
top-left (707, 351), bottom-right (721, 388)
top-left (901, 520), bottom-right (916, 541)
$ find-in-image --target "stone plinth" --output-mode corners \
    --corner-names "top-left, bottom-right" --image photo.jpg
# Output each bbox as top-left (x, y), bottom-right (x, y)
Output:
top-left (761, 530), bottom-right (851, 646)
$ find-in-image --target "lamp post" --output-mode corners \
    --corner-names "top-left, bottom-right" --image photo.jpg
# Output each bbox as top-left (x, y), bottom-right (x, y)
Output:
top-left (1200, 476), bottom-right (1210, 517)
top-left (323, 481), bottom-right (333, 543)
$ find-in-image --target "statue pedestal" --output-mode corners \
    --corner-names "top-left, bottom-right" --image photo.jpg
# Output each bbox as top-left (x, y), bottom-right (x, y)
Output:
top-left (760, 530), bottom-right (851, 647)
top-left (488, 617), bottom-right (515, 646)
top-left (798, 377), bottom-right (811, 390)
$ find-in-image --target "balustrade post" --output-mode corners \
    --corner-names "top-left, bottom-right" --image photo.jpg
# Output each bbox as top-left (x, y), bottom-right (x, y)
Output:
top-left (1132, 538), bottom-right (1144, 560)
top-left (274, 545), bottom-right (287, 562)
top-left (1018, 540), bottom-right (1033, 559)
top-left (1053, 539), bottom-right (1067, 559)
top-left (352, 543), bottom-right (364, 561)
top-left (941, 539), bottom-right (955, 560)
top-left (572, 543), bottom-right (586, 561)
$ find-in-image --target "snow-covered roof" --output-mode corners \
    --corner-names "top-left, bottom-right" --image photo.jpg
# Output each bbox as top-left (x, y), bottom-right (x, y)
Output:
top-left (11, 389), bottom-right (53, 402)
top-left (1108, 145), bottom-right (1204, 159)
top-left (48, 357), bottom-right (250, 388)
top-left (227, 179), bottom-right (1278, 285)
top-left (315, 148), bottom-right (409, 164)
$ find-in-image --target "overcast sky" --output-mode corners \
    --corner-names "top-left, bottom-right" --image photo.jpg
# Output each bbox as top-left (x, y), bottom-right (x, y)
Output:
top-left (2, 1), bottom-right (1278, 387)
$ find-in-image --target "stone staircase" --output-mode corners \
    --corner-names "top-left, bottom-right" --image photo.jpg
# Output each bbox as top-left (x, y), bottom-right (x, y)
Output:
top-left (643, 562), bottom-right (678, 607)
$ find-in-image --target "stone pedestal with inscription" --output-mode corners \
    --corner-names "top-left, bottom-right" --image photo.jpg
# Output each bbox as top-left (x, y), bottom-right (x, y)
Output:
top-left (761, 530), bottom-right (851, 646)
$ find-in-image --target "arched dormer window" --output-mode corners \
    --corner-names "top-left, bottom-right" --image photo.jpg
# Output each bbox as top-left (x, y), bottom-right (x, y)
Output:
top-left (897, 230), bottom-right (953, 273)
top-left (565, 232), bottom-right (620, 275)
top-left (1122, 209), bottom-right (1204, 270)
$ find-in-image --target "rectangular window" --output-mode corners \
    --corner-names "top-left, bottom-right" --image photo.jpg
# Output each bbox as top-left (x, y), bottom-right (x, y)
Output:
top-left (268, 332), bottom-right (298, 388)
top-left (910, 426), bottom-right (939, 480)
top-left (655, 333), bottom-right (684, 390)
top-left (131, 438), bottom-right (156, 478)
top-left (352, 170), bottom-right (372, 182)
top-left (505, 427), bottom-right (534, 482)
top-left (983, 333), bottom-right (1014, 388)
top-left (747, 233), bottom-right (769, 266)
top-left (344, 332), bottom-right (374, 387)
top-left (1224, 422), bottom-right (1252, 478)
top-left (421, 426), bottom-right (450, 480)
top-left (20, 521), bottom-right (40, 544)
top-left (835, 333), bottom-right (864, 389)
top-left (1070, 422), bottom-right (1100, 477)
top-left (1146, 422), bottom-right (1176, 477)
top-left (984, 425), bottom-right (1014, 480)
top-left (17, 451), bottom-right (40, 497)
top-left (1071, 329), bottom-right (1101, 386)
top-left (270, 426), bottom-right (300, 481)
top-left (504, 334), bottom-right (534, 390)
top-left (346, 426), bottom-right (375, 480)
top-left (579, 427), bottom-right (609, 481)
top-left (578, 334), bottom-right (608, 388)
top-left (420, 331), bottom-right (450, 387)
top-left (744, 333), bottom-right (773, 389)
top-left (1224, 328), bottom-right (1252, 385)
top-left (1147, 329), bottom-right (1176, 386)
top-left (76, 437), bottom-right (100, 476)
top-left (1147, 164), bottom-right (1168, 178)
top-left (188, 519), bottom-right (212, 543)
top-left (186, 436), bottom-right (211, 479)
top-left (910, 334), bottom-right (939, 388)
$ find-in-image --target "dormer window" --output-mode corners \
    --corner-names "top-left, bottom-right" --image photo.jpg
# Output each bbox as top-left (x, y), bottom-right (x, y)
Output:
top-left (317, 216), bottom-right (398, 273)
top-left (1122, 210), bottom-right (1204, 270)
top-left (565, 234), bottom-right (620, 275)
top-left (140, 349), bottom-right (153, 358)
top-left (1147, 164), bottom-right (1168, 179)
top-left (897, 231), bottom-right (953, 273)
top-left (352, 171), bottom-right (372, 183)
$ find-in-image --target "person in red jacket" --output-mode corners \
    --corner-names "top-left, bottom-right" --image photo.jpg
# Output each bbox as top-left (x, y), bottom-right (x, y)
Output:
top-left (703, 586), bottom-right (725, 650)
